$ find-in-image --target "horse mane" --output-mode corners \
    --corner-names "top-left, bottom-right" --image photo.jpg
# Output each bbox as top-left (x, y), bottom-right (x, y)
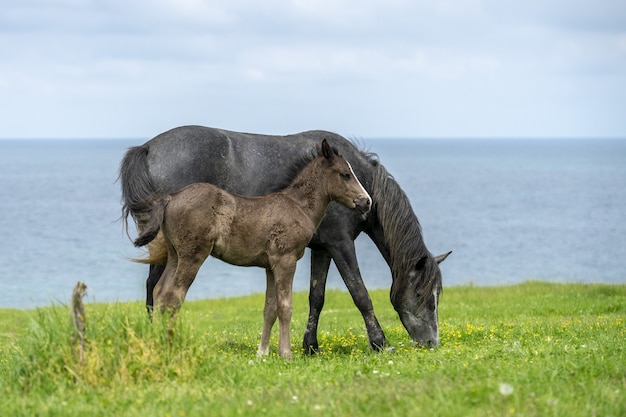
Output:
top-left (367, 155), bottom-right (441, 311)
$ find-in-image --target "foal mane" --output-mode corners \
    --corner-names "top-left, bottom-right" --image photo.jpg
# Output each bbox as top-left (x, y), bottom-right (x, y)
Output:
top-left (268, 144), bottom-right (340, 193)
top-left (367, 155), bottom-right (441, 310)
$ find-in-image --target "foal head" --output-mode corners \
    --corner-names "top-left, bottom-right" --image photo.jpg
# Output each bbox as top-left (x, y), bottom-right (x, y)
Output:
top-left (318, 139), bottom-right (371, 214)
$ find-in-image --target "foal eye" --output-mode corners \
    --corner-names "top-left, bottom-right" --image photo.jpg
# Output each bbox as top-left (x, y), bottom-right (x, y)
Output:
top-left (340, 173), bottom-right (351, 180)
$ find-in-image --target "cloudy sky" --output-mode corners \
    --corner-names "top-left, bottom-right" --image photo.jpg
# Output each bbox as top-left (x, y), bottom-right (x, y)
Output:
top-left (1, 0), bottom-right (625, 139)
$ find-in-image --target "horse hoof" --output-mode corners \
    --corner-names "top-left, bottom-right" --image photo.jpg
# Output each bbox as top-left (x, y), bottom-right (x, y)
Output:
top-left (303, 344), bottom-right (320, 356)
top-left (370, 341), bottom-right (386, 352)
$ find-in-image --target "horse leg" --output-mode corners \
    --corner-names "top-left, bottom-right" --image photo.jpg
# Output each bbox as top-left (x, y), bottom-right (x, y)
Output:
top-left (273, 258), bottom-right (297, 359)
top-left (257, 269), bottom-right (278, 357)
top-left (146, 263), bottom-right (165, 316)
top-left (328, 242), bottom-right (389, 351)
top-left (302, 248), bottom-right (332, 354)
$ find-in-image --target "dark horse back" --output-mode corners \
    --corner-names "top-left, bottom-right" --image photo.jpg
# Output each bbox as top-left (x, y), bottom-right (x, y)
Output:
top-left (120, 125), bottom-right (373, 228)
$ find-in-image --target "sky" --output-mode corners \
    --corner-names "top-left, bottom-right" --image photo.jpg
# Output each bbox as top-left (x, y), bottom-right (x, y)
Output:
top-left (1, 0), bottom-right (625, 139)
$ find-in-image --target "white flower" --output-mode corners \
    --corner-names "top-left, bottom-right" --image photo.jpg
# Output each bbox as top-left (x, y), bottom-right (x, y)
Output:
top-left (499, 383), bottom-right (514, 396)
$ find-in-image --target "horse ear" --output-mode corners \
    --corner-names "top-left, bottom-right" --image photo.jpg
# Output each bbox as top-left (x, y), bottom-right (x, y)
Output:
top-left (321, 138), bottom-right (333, 160)
top-left (434, 251), bottom-right (452, 264)
top-left (416, 256), bottom-right (428, 270)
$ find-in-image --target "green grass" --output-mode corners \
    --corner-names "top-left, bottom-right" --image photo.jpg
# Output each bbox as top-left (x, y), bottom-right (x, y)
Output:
top-left (1, 282), bottom-right (624, 416)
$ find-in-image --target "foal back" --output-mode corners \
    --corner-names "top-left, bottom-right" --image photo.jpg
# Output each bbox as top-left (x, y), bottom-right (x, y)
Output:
top-left (163, 182), bottom-right (315, 269)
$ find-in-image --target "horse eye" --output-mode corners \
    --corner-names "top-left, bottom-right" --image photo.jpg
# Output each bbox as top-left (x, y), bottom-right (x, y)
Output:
top-left (340, 172), bottom-right (351, 180)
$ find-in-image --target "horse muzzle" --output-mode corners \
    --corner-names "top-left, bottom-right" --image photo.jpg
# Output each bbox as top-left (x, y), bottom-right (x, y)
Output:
top-left (353, 196), bottom-right (371, 214)
top-left (414, 336), bottom-right (440, 348)
top-left (399, 310), bottom-right (440, 348)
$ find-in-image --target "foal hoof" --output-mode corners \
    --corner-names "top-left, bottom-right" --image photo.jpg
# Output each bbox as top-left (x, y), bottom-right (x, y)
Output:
top-left (279, 351), bottom-right (293, 360)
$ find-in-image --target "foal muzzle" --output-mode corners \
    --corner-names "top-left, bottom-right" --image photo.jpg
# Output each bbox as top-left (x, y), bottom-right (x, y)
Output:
top-left (354, 196), bottom-right (371, 214)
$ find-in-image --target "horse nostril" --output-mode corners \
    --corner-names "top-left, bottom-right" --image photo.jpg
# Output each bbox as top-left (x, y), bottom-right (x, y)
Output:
top-left (415, 337), bottom-right (439, 348)
top-left (427, 338), bottom-right (440, 347)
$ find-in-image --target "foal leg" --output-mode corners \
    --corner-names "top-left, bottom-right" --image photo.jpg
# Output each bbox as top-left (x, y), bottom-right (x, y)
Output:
top-left (154, 244), bottom-right (212, 314)
top-left (153, 254), bottom-right (179, 314)
top-left (257, 269), bottom-right (278, 357)
top-left (274, 258), bottom-right (297, 359)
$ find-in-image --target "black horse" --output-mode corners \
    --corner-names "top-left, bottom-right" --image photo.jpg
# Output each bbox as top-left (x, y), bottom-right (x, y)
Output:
top-left (119, 126), bottom-right (450, 352)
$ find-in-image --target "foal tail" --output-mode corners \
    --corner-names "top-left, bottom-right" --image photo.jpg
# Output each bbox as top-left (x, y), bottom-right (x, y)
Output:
top-left (131, 196), bottom-right (170, 265)
top-left (133, 197), bottom-right (168, 248)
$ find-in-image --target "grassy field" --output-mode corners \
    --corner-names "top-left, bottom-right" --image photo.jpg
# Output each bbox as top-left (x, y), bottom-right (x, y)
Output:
top-left (0, 281), bottom-right (624, 416)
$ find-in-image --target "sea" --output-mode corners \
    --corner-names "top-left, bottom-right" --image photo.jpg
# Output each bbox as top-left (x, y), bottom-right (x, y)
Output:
top-left (1, 138), bottom-right (625, 309)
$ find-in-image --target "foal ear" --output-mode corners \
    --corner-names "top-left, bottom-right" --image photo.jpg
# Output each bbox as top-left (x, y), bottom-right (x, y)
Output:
top-left (321, 138), bottom-right (334, 160)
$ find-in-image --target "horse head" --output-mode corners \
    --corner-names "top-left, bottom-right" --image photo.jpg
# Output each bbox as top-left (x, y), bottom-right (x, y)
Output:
top-left (391, 251), bottom-right (451, 347)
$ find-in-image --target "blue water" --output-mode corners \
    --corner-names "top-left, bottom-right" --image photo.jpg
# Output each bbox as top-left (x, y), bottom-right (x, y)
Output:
top-left (1, 138), bottom-right (624, 309)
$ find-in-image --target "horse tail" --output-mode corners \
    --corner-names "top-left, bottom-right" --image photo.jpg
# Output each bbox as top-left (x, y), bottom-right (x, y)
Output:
top-left (118, 144), bottom-right (158, 237)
